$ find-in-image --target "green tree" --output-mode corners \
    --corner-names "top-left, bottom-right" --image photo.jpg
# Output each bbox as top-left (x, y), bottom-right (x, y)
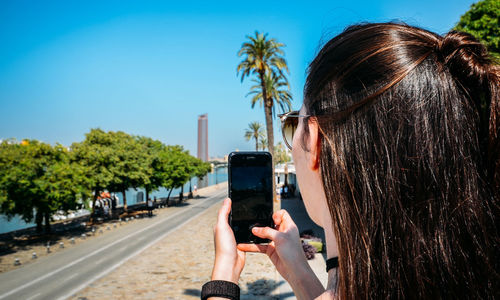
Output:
top-left (259, 136), bottom-right (267, 151)
top-left (71, 129), bottom-right (118, 219)
top-left (192, 158), bottom-right (212, 182)
top-left (237, 31), bottom-right (291, 157)
top-left (0, 140), bottom-right (91, 233)
top-left (106, 131), bottom-right (150, 212)
top-left (136, 136), bottom-right (166, 203)
top-left (71, 129), bottom-right (150, 216)
top-left (244, 122), bottom-right (265, 151)
top-left (274, 142), bottom-right (291, 165)
top-left (454, 0), bottom-right (500, 61)
top-left (186, 156), bottom-right (211, 199)
top-left (161, 146), bottom-right (191, 202)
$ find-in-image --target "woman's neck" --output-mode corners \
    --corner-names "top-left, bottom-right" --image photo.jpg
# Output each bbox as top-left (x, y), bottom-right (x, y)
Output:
top-left (323, 218), bottom-right (339, 259)
top-left (323, 220), bottom-right (339, 291)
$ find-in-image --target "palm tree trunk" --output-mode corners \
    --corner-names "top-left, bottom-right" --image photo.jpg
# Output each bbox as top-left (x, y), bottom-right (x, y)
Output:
top-left (255, 136), bottom-right (258, 151)
top-left (259, 71), bottom-right (278, 211)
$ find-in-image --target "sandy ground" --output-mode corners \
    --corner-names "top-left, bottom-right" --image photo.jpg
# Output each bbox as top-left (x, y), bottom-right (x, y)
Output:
top-left (69, 183), bottom-right (279, 299)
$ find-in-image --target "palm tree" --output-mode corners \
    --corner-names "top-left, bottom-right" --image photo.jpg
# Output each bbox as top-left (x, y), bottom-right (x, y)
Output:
top-left (247, 72), bottom-right (292, 117)
top-left (244, 122), bottom-right (265, 151)
top-left (237, 31), bottom-right (290, 157)
top-left (259, 136), bottom-right (267, 151)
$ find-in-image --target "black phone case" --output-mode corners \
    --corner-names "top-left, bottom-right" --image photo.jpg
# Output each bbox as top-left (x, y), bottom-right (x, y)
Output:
top-left (228, 151), bottom-right (273, 244)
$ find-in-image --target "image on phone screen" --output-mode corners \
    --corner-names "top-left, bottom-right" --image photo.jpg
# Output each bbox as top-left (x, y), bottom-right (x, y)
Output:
top-left (229, 152), bottom-right (273, 244)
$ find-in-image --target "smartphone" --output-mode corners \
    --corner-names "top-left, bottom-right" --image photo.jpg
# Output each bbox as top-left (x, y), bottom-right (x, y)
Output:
top-left (228, 151), bottom-right (274, 244)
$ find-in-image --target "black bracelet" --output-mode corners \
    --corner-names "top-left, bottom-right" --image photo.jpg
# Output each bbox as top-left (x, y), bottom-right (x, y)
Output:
top-left (326, 256), bottom-right (339, 272)
top-left (201, 280), bottom-right (240, 300)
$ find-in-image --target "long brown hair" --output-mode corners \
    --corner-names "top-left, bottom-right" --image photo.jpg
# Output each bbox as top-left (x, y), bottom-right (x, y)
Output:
top-left (303, 23), bottom-right (499, 299)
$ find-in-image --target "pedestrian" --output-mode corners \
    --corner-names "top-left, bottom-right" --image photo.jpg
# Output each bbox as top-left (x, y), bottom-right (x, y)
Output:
top-left (103, 204), bottom-right (109, 219)
top-left (203, 23), bottom-right (499, 299)
top-left (147, 198), bottom-right (153, 217)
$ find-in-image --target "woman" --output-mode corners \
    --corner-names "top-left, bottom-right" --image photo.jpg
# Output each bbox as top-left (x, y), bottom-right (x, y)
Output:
top-left (203, 23), bottom-right (499, 299)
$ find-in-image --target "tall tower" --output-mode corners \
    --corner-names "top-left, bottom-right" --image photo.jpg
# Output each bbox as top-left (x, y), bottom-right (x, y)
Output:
top-left (197, 114), bottom-right (208, 162)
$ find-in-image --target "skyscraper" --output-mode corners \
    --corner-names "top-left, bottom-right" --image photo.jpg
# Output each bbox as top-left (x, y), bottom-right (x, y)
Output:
top-left (197, 113), bottom-right (208, 162)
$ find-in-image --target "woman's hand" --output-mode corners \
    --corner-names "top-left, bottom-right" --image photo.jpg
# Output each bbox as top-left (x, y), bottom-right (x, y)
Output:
top-left (237, 210), bottom-right (320, 290)
top-left (237, 210), bottom-right (307, 283)
top-left (211, 198), bottom-right (245, 284)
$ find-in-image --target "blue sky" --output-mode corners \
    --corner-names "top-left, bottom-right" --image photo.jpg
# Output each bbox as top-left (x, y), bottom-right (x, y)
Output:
top-left (0, 0), bottom-right (476, 157)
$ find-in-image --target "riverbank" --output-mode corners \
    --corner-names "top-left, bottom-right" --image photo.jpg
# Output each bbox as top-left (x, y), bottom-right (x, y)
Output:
top-left (0, 182), bottom-right (227, 274)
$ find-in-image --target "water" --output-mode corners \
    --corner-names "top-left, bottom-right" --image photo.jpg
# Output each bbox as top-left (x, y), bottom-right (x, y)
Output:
top-left (0, 167), bottom-right (227, 234)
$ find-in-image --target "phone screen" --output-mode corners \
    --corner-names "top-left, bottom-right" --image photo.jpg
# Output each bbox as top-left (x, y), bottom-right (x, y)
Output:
top-left (229, 152), bottom-right (273, 244)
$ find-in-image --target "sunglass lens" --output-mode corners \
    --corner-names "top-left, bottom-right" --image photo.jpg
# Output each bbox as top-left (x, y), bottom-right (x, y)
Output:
top-left (283, 117), bottom-right (298, 149)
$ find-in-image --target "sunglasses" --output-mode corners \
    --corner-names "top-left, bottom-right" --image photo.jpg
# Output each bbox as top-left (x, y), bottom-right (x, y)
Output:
top-left (278, 111), bottom-right (311, 150)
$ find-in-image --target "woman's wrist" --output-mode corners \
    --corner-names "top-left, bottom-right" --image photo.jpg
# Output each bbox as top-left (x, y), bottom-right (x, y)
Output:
top-left (211, 264), bottom-right (239, 284)
top-left (287, 261), bottom-right (325, 299)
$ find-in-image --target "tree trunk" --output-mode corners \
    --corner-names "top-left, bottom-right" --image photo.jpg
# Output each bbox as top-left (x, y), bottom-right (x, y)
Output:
top-left (122, 189), bottom-right (128, 212)
top-left (167, 188), bottom-right (173, 205)
top-left (179, 185), bottom-right (184, 202)
top-left (44, 211), bottom-right (51, 234)
top-left (35, 209), bottom-right (43, 234)
top-left (260, 71), bottom-right (278, 211)
top-left (189, 179), bottom-right (193, 199)
top-left (145, 188), bottom-right (149, 203)
top-left (255, 136), bottom-right (258, 151)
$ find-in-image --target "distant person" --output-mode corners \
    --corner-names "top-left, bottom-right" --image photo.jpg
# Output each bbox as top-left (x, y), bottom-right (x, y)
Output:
top-left (103, 204), bottom-right (109, 219)
top-left (290, 184), bottom-right (296, 197)
top-left (147, 198), bottom-right (153, 217)
top-left (203, 23), bottom-right (499, 299)
top-left (111, 193), bottom-right (117, 210)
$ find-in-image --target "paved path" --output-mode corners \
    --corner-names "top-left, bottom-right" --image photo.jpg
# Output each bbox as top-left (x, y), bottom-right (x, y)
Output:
top-left (0, 188), bottom-right (227, 300)
top-left (68, 182), bottom-right (278, 300)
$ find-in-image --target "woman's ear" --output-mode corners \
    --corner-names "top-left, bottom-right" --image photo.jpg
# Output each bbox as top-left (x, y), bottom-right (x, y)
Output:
top-left (307, 117), bottom-right (321, 171)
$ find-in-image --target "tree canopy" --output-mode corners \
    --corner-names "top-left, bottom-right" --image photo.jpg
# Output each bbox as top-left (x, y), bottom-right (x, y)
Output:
top-left (237, 31), bottom-right (291, 158)
top-left (274, 142), bottom-right (291, 165)
top-left (454, 0), bottom-right (499, 61)
top-left (0, 129), bottom-right (216, 232)
top-left (244, 122), bottom-right (265, 151)
top-left (0, 140), bottom-right (91, 233)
